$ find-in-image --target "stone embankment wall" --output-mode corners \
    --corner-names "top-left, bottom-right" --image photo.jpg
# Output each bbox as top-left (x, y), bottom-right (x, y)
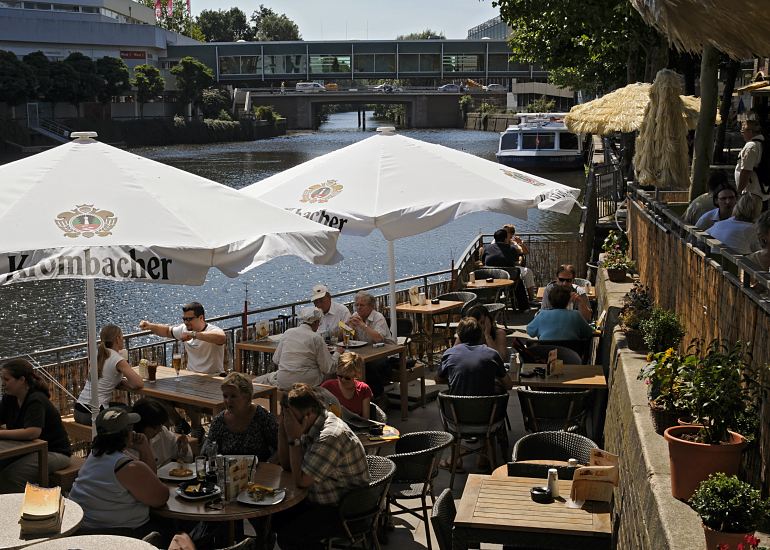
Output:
top-left (596, 268), bottom-right (704, 550)
top-left (464, 113), bottom-right (519, 133)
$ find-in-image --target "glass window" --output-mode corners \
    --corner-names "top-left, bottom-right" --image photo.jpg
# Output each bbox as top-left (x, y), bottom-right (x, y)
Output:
top-left (374, 54), bottom-right (395, 72)
top-left (500, 133), bottom-right (518, 150)
top-left (219, 56), bottom-right (239, 75)
top-left (488, 54), bottom-right (509, 72)
top-left (0, 0), bottom-right (22, 7)
top-left (559, 132), bottom-right (579, 150)
top-left (419, 54), bottom-right (440, 72)
top-left (240, 55), bottom-right (259, 74)
top-left (443, 54), bottom-right (484, 72)
top-left (522, 133), bottom-right (556, 150)
top-left (80, 6), bottom-right (98, 12)
top-left (309, 55), bottom-right (350, 74)
top-left (354, 54), bottom-right (374, 73)
top-left (264, 55), bottom-right (306, 74)
top-left (398, 54), bottom-right (418, 72)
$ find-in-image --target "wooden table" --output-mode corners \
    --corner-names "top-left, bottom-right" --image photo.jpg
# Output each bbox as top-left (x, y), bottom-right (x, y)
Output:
top-left (235, 340), bottom-right (414, 420)
top-left (154, 462), bottom-right (306, 544)
top-left (0, 494), bottom-right (83, 550)
top-left (0, 440), bottom-right (49, 487)
top-left (133, 366), bottom-right (278, 415)
top-left (491, 460), bottom-right (573, 479)
top-left (452, 474), bottom-right (611, 549)
top-left (465, 278), bottom-right (514, 290)
top-left (516, 364), bottom-right (606, 389)
top-left (25, 535), bottom-right (156, 549)
top-left (537, 286), bottom-right (596, 300)
top-left (358, 425), bottom-right (400, 454)
top-left (395, 300), bottom-right (464, 366)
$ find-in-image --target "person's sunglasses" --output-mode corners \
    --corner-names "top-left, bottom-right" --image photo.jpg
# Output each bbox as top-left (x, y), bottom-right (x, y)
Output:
top-left (182, 316), bottom-right (197, 322)
top-left (557, 277), bottom-right (574, 283)
top-left (337, 374), bottom-right (355, 381)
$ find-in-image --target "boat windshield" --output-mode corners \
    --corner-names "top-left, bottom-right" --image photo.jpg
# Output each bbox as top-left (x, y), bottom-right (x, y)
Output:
top-left (560, 132), bottom-right (579, 150)
top-left (500, 132), bottom-right (519, 150)
top-left (522, 133), bottom-right (555, 150)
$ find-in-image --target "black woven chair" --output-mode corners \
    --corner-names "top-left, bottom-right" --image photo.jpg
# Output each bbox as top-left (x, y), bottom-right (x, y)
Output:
top-left (506, 431), bottom-right (599, 480)
top-left (528, 338), bottom-right (593, 364)
top-left (386, 431), bottom-right (454, 550)
top-left (437, 392), bottom-right (509, 489)
top-left (432, 291), bottom-right (478, 348)
top-left (429, 488), bottom-right (456, 550)
top-left (471, 268), bottom-right (510, 305)
top-left (326, 455), bottom-right (396, 550)
top-left (516, 388), bottom-right (592, 434)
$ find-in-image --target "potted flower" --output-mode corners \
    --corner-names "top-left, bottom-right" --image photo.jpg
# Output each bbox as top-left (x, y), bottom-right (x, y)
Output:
top-left (602, 252), bottom-right (635, 282)
top-left (619, 283), bottom-right (653, 350)
top-left (664, 340), bottom-right (752, 500)
top-left (690, 473), bottom-right (768, 549)
top-left (638, 347), bottom-right (693, 434)
top-left (638, 306), bottom-right (684, 353)
top-left (602, 229), bottom-right (628, 255)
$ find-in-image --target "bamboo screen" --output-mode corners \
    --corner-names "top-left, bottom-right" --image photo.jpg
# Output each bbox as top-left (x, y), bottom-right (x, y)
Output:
top-left (628, 197), bottom-right (770, 489)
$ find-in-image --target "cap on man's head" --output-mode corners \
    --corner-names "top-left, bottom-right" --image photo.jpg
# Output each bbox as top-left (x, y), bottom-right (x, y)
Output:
top-left (310, 284), bottom-right (329, 302)
top-left (95, 407), bottom-right (141, 435)
top-left (298, 306), bottom-right (323, 325)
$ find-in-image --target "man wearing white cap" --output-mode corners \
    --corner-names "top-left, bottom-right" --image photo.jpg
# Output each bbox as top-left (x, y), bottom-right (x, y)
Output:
top-left (255, 307), bottom-right (340, 391)
top-left (310, 284), bottom-right (351, 338)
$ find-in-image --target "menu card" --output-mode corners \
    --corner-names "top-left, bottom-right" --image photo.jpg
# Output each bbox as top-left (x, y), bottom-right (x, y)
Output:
top-left (19, 483), bottom-right (64, 536)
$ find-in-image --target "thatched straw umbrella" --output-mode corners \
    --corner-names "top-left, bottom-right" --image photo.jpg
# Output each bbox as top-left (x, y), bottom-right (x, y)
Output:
top-left (633, 69), bottom-right (690, 190)
top-left (565, 82), bottom-right (715, 135)
top-left (630, 0), bottom-right (770, 58)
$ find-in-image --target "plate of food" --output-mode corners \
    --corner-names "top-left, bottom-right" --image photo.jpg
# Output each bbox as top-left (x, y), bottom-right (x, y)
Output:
top-left (237, 483), bottom-right (286, 506)
top-left (158, 461), bottom-right (196, 481)
top-left (344, 340), bottom-right (368, 348)
top-left (176, 481), bottom-right (221, 500)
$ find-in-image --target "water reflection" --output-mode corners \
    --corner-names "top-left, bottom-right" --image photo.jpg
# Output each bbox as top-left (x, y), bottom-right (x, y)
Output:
top-left (0, 112), bottom-right (585, 357)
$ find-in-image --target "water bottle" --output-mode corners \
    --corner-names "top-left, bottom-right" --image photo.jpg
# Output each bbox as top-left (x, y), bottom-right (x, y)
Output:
top-left (547, 468), bottom-right (559, 498)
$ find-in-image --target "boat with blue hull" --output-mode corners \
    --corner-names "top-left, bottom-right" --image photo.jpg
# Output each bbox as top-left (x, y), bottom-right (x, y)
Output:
top-left (495, 113), bottom-right (584, 170)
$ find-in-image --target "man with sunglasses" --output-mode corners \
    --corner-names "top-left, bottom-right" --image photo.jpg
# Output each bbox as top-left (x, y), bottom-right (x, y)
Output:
top-left (274, 383), bottom-right (369, 550)
top-left (539, 264), bottom-right (592, 322)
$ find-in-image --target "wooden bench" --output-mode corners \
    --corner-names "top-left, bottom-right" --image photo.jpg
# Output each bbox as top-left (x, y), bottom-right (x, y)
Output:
top-left (50, 455), bottom-right (85, 493)
top-left (62, 415), bottom-right (92, 444)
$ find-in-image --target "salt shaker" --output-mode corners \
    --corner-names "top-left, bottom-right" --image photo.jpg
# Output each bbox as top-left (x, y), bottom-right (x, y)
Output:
top-left (568, 458), bottom-right (579, 467)
top-left (547, 468), bottom-right (559, 498)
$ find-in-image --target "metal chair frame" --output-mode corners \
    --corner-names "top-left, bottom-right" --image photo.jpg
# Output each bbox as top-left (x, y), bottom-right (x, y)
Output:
top-left (516, 388), bottom-right (592, 434)
top-left (429, 488), bottom-right (456, 550)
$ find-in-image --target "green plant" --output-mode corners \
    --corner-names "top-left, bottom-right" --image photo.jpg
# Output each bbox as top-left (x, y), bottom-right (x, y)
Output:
top-left (602, 230), bottom-right (628, 254)
top-left (638, 306), bottom-right (683, 352)
top-left (678, 340), bottom-right (751, 444)
top-left (690, 473), bottom-right (768, 533)
top-left (638, 347), bottom-right (693, 412)
top-left (458, 94), bottom-right (473, 114)
top-left (601, 252), bottom-right (635, 271)
top-left (253, 104), bottom-right (279, 124)
top-left (620, 283), bottom-right (653, 330)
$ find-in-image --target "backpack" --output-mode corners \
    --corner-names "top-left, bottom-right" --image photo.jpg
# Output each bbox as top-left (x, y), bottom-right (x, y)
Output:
top-left (750, 137), bottom-right (770, 194)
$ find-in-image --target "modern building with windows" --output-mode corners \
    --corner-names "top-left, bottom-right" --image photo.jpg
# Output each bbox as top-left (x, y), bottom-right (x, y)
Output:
top-left (467, 15), bottom-right (511, 40)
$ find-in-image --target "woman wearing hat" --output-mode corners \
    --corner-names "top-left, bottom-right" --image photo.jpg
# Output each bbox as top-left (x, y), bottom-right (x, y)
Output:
top-left (254, 306), bottom-right (341, 391)
top-left (69, 407), bottom-right (168, 537)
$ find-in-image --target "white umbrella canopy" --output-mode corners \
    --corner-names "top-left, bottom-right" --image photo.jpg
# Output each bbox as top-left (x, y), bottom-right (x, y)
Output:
top-left (0, 132), bottom-right (341, 426)
top-left (240, 127), bottom-right (581, 335)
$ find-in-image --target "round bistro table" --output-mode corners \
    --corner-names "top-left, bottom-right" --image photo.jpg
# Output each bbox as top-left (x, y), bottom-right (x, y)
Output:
top-left (0, 494), bottom-right (83, 550)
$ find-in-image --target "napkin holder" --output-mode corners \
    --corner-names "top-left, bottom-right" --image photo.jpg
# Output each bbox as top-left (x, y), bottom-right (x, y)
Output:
top-left (546, 349), bottom-right (564, 377)
top-left (569, 449), bottom-right (619, 503)
top-left (408, 286), bottom-right (420, 306)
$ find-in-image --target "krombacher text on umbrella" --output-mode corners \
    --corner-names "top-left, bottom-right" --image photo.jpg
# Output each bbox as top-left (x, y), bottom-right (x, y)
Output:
top-left (3, 248), bottom-right (172, 283)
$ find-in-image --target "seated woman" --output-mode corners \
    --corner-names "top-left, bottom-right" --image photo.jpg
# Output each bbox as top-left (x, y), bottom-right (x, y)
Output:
top-left (747, 210), bottom-right (770, 271)
top-left (457, 304), bottom-right (508, 363)
top-left (526, 285), bottom-right (593, 363)
top-left (69, 407), bottom-right (168, 537)
top-left (707, 193), bottom-right (762, 254)
top-left (320, 352), bottom-right (373, 418)
top-left (74, 324), bottom-right (144, 425)
top-left (201, 372), bottom-right (277, 461)
top-left (131, 398), bottom-right (193, 466)
top-left (0, 359), bottom-right (72, 493)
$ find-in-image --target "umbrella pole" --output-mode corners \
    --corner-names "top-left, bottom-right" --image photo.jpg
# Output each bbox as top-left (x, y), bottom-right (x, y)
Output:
top-left (86, 278), bottom-right (98, 438)
top-left (388, 241), bottom-right (398, 340)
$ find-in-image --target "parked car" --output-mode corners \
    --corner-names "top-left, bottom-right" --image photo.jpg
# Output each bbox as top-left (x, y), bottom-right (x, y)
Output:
top-left (484, 84), bottom-right (507, 92)
top-left (374, 84), bottom-right (394, 93)
top-left (295, 82), bottom-right (326, 93)
top-left (437, 84), bottom-right (461, 93)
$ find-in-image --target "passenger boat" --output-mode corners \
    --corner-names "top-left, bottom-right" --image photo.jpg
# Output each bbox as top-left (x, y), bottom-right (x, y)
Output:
top-left (495, 113), bottom-right (583, 170)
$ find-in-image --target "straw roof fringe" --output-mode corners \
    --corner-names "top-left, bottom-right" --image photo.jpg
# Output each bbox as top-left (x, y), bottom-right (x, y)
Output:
top-left (564, 82), bottom-right (719, 135)
top-left (631, 0), bottom-right (770, 59)
top-left (634, 69), bottom-right (691, 190)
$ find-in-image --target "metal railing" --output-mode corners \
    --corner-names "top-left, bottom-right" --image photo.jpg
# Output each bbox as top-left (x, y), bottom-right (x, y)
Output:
top-left (38, 118), bottom-right (71, 139)
top-left (589, 136), bottom-right (625, 221)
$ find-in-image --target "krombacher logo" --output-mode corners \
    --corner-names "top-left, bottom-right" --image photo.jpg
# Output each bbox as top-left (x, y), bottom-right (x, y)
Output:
top-left (55, 204), bottom-right (117, 238)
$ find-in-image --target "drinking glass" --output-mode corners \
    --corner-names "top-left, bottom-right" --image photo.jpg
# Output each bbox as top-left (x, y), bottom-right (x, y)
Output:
top-left (195, 456), bottom-right (207, 482)
top-left (342, 331), bottom-right (350, 348)
top-left (329, 330), bottom-right (339, 346)
top-left (172, 353), bottom-right (182, 379)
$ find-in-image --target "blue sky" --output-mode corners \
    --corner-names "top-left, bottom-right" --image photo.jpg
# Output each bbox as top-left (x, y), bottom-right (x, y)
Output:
top-left (189, 0), bottom-right (501, 40)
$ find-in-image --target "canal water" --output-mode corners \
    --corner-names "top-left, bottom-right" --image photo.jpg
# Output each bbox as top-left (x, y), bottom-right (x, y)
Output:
top-left (0, 112), bottom-right (584, 357)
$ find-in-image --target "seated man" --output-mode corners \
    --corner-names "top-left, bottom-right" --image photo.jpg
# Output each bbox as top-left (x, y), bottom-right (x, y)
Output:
top-left (527, 285), bottom-right (594, 341)
top-left (539, 264), bottom-right (592, 322)
top-left (437, 317), bottom-right (512, 396)
top-left (683, 170), bottom-right (729, 225)
top-left (255, 307), bottom-right (340, 391)
top-left (311, 284), bottom-right (351, 340)
top-left (274, 383), bottom-right (370, 550)
top-left (482, 228), bottom-right (533, 309)
top-left (695, 183), bottom-right (738, 231)
top-left (503, 223), bottom-right (538, 298)
top-left (347, 291), bottom-right (395, 398)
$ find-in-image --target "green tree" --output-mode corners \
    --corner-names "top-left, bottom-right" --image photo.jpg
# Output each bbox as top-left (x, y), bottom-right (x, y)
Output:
top-left (46, 61), bottom-right (79, 117)
top-left (95, 56), bottom-right (131, 103)
top-left (170, 56), bottom-right (214, 116)
top-left (396, 29), bottom-right (445, 40)
top-left (251, 5), bottom-right (301, 41)
top-left (22, 51), bottom-right (52, 100)
top-left (197, 7), bottom-right (253, 42)
top-left (200, 88), bottom-right (231, 118)
top-left (0, 51), bottom-right (35, 106)
top-left (526, 96), bottom-right (556, 113)
top-left (132, 64), bottom-right (165, 118)
top-left (63, 52), bottom-right (103, 115)
top-left (493, 0), bottom-right (663, 92)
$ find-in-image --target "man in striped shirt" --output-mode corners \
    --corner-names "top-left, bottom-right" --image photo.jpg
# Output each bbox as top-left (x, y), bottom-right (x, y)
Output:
top-left (274, 383), bottom-right (370, 550)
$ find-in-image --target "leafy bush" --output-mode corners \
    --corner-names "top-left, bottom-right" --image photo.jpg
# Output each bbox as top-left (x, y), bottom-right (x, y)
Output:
top-left (253, 105), bottom-right (279, 124)
top-left (601, 252), bottom-right (635, 271)
top-left (639, 307), bottom-right (684, 352)
top-left (638, 347), bottom-right (692, 412)
top-left (217, 109), bottom-right (232, 121)
top-left (691, 473), bottom-right (768, 533)
top-left (620, 283), bottom-right (653, 331)
top-left (200, 88), bottom-right (231, 119)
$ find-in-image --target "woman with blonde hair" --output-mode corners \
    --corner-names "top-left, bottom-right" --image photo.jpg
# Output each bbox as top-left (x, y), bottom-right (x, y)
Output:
top-left (708, 193), bottom-right (762, 254)
top-left (74, 324), bottom-right (144, 425)
top-left (320, 352), bottom-right (373, 418)
top-left (201, 372), bottom-right (277, 460)
top-left (747, 210), bottom-right (770, 271)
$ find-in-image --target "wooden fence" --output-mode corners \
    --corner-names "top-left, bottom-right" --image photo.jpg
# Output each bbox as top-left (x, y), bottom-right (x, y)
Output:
top-left (628, 188), bottom-right (770, 490)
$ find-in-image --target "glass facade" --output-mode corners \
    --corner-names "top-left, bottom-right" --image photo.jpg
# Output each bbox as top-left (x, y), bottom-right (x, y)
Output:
top-left (353, 53), bottom-right (396, 73)
top-left (263, 55), bottom-right (306, 74)
top-left (309, 54), bottom-right (350, 74)
top-left (443, 54), bottom-right (483, 72)
top-left (219, 55), bottom-right (261, 75)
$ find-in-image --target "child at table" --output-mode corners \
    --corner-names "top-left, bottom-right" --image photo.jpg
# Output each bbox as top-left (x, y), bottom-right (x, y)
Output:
top-left (320, 352), bottom-right (373, 418)
top-left (131, 398), bottom-right (193, 465)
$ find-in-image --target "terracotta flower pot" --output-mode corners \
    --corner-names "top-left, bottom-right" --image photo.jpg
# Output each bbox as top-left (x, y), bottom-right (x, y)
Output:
top-left (606, 268), bottom-right (627, 283)
top-left (664, 425), bottom-right (747, 500)
top-left (702, 525), bottom-right (752, 550)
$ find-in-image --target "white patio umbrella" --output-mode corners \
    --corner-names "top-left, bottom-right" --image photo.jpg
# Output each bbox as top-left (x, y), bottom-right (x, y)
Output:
top-left (0, 132), bottom-right (341, 426)
top-left (240, 127), bottom-right (581, 336)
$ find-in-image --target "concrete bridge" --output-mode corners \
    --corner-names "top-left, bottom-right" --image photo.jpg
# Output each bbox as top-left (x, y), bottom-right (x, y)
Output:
top-left (241, 90), bottom-right (468, 129)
